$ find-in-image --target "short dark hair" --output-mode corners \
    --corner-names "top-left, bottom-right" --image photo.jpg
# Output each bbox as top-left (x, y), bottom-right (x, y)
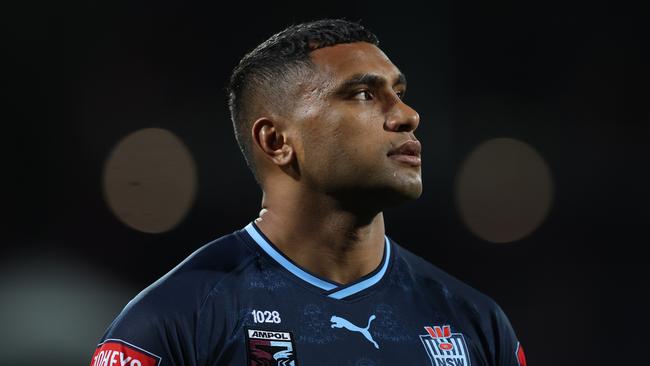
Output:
top-left (227, 19), bottom-right (379, 186)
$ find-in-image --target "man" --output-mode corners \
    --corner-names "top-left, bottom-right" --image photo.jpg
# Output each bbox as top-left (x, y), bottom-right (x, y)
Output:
top-left (90, 19), bottom-right (527, 366)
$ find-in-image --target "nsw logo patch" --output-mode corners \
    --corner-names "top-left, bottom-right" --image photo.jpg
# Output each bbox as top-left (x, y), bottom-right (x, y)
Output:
top-left (245, 327), bottom-right (298, 366)
top-left (420, 325), bottom-right (471, 366)
top-left (90, 339), bottom-right (161, 366)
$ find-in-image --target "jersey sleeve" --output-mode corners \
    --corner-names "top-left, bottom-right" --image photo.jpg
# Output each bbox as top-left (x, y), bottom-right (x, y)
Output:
top-left (88, 232), bottom-right (250, 366)
top-left (493, 304), bottom-right (527, 366)
top-left (89, 293), bottom-right (198, 366)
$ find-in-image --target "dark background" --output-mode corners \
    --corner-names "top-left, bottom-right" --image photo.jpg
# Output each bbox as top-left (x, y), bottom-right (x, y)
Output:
top-left (3, 1), bottom-right (648, 365)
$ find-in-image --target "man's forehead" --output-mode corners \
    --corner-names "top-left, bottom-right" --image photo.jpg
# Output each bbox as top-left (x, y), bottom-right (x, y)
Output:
top-left (309, 42), bottom-right (403, 84)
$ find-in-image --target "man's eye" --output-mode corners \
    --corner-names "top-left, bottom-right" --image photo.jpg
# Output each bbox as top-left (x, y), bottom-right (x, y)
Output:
top-left (395, 90), bottom-right (405, 99)
top-left (352, 90), bottom-right (373, 100)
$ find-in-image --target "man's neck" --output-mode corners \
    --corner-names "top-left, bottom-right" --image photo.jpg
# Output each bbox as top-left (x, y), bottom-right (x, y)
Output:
top-left (253, 189), bottom-right (386, 285)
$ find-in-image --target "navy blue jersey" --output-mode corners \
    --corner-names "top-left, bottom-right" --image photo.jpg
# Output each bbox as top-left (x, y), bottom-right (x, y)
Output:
top-left (90, 221), bottom-right (526, 366)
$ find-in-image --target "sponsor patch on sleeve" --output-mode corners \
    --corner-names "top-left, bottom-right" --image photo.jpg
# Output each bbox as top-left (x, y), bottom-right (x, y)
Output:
top-left (90, 339), bottom-right (161, 366)
top-left (516, 342), bottom-right (527, 366)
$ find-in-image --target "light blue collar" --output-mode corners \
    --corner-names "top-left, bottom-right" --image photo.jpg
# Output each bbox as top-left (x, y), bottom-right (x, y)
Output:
top-left (243, 221), bottom-right (391, 300)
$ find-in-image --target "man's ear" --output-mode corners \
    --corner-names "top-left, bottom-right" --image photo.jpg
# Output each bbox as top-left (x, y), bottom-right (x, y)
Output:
top-left (251, 117), bottom-right (294, 167)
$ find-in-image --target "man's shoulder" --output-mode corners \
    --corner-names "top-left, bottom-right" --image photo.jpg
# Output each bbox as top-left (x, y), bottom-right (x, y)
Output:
top-left (393, 241), bottom-right (499, 312)
top-left (119, 229), bottom-right (256, 318)
top-left (95, 229), bottom-right (257, 357)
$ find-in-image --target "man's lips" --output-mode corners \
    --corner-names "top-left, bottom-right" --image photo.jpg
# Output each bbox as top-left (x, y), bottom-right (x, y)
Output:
top-left (387, 140), bottom-right (422, 167)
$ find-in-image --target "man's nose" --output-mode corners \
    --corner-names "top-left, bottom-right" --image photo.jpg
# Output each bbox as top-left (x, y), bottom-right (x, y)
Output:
top-left (385, 99), bottom-right (420, 133)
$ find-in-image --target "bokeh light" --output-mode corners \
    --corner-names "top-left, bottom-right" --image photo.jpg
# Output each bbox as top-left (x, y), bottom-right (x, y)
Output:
top-left (0, 248), bottom-right (135, 366)
top-left (455, 137), bottom-right (554, 243)
top-left (102, 128), bottom-right (198, 234)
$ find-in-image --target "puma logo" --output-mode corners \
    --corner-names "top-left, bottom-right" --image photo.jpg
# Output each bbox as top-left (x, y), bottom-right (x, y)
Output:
top-left (330, 314), bottom-right (379, 349)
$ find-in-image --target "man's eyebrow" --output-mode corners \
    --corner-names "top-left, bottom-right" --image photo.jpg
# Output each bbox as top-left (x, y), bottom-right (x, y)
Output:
top-left (334, 72), bottom-right (407, 93)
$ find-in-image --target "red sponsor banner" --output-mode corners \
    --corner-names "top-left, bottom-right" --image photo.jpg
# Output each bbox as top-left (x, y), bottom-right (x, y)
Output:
top-left (90, 340), bottom-right (160, 366)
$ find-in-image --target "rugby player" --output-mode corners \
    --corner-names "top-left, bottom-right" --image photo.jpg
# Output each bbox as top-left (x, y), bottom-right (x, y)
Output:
top-left (90, 19), bottom-right (527, 366)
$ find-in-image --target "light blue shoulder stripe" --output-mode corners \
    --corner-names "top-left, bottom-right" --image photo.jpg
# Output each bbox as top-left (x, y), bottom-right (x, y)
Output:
top-left (327, 236), bottom-right (391, 299)
top-left (244, 222), bottom-right (338, 291)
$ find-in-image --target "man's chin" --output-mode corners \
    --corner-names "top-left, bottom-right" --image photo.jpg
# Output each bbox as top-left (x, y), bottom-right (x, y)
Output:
top-left (362, 182), bottom-right (423, 209)
top-left (384, 185), bottom-right (423, 207)
top-left (331, 183), bottom-right (422, 213)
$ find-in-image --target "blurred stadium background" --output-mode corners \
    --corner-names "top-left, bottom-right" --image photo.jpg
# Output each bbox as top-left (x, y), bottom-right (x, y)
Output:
top-left (3, 1), bottom-right (648, 365)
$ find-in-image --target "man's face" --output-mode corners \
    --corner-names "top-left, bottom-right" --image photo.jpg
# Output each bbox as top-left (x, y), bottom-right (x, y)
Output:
top-left (288, 42), bottom-right (422, 207)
